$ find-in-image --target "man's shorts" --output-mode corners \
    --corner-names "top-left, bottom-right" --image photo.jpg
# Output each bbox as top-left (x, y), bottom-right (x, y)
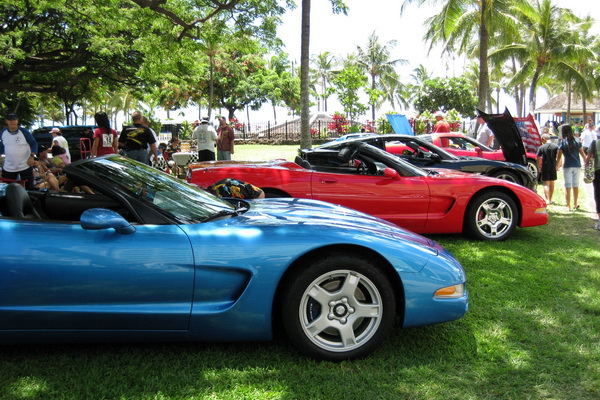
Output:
top-left (541, 169), bottom-right (557, 182)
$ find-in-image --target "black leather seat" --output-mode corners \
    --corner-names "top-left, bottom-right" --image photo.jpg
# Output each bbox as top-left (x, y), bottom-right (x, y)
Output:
top-left (5, 183), bottom-right (41, 219)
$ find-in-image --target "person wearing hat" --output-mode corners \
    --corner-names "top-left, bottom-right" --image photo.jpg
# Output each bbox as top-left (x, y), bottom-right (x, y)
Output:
top-left (433, 111), bottom-right (450, 133)
top-left (50, 127), bottom-right (71, 163)
top-left (0, 112), bottom-right (38, 190)
top-left (193, 117), bottom-right (218, 161)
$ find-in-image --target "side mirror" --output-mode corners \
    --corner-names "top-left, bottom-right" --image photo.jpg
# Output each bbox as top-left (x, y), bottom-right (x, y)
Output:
top-left (81, 208), bottom-right (136, 235)
top-left (475, 147), bottom-right (483, 156)
top-left (383, 167), bottom-right (401, 180)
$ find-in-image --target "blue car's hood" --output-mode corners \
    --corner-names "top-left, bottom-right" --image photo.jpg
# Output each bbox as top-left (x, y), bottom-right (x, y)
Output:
top-left (237, 197), bottom-right (436, 248)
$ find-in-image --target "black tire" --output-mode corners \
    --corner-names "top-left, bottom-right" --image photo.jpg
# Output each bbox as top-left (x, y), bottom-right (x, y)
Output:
top-left (526, 159), bottom-right (539, 180)
top-left (465, 191), bottom-right (518, 241)
top-left (280, 253), bottom-right (396, 361)
top-left (263, 188), bottom-right (291, 198)
top-left (490, 170), bottom-right (520, 184)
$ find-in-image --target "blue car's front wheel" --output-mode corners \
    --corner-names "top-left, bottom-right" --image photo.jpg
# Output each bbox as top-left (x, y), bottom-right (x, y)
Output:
top-left (281, 253), bottom-right (396, 361)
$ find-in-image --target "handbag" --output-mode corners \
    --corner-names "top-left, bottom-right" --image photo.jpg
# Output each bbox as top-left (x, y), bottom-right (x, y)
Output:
top-left (584, 139), bottom-right (598, 184)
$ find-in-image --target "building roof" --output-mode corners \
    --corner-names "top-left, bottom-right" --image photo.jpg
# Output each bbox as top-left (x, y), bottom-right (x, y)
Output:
top-left (535, 93), bottom-right (600, 114)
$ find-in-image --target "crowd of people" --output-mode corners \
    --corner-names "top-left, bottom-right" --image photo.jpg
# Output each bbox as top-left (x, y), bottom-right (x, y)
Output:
top-left (0, 111), bottom-right (249, 198)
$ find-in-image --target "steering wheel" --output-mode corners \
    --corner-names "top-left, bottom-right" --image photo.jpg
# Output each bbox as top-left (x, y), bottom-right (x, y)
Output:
top-left (356, 162), bottom-right (369, 174)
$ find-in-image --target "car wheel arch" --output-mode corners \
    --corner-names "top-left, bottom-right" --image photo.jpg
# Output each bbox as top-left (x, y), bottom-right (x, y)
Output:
top-left (271, 244), bottom-right (405, 339)
top-left (464, 187), bottom-right (522, 240)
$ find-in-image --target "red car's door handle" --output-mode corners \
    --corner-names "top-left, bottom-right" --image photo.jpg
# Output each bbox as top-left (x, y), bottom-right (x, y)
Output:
top-left (320, 178), bottom-right (337, 184)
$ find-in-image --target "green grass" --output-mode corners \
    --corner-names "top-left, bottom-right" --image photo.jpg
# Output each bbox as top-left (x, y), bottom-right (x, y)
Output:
top-left (1, 144), bottom-right (599, 400)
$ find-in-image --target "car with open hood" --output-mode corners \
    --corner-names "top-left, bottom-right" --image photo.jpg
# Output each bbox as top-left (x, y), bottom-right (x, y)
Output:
top-left (422, 110), bottom-right (539, 179)
top-left (0, 155), bottom-right (468, 361)
top-left (189, 142), bottom-right (547, 241)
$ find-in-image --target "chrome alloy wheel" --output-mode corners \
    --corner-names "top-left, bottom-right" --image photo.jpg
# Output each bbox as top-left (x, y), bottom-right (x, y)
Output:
top-left (474, 196), bottom-right (514, 239)
top-left (298, 270), bottom-right (383, 353)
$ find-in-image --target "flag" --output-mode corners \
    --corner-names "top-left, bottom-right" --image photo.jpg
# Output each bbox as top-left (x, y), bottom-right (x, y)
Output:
top-left (514, 114), bottom-right (542, 153)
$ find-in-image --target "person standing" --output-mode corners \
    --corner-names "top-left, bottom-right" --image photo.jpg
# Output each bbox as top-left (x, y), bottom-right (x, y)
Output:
top-left (433, 111), bottom-right (450, 133)
top-left (118, 111), bottom-right (158, 164)
top-left (586, 138), bottom-right (600, 230)
top-left (50, 127), bottom-right (71, 163)
top-left (216, 117), bottom-right (235, 161)
top-left (556, 124), bottom-right (587, 211)
top-left (536, 134), bottom-right (559, 204)
top-left (581, 123), bottom-right (596, 153)
top-left (476, 116), bottom-right (494, 147)
top-left (0, 112), bottom-right (38, 190)
top-left (194, 117), bottom-right (218, 161)
top-left (90, 111), bottom-right (118, 157)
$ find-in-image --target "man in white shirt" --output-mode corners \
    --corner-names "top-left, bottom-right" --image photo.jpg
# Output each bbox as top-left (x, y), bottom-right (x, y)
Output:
top-left (0, 112), bottom-right (38, 190)
top-left (50, 127), bottom-right (71, 162)
top-left (581, 123), bottom-right (596, 152)
top-left (476, 116), bottom-right (494, 147)
top-left (193, 117), bottom-right (218, 161)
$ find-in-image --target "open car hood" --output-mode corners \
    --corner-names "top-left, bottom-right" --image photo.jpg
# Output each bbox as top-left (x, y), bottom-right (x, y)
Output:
top-left (478, 109), bottom-right (527, 166)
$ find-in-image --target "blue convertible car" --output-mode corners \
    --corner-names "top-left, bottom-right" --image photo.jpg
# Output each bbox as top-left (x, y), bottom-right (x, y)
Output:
top-left (0, 155), bottom-right (468, 360)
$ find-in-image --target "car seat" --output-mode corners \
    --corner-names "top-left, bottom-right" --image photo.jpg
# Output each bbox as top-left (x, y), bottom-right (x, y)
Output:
top-left (5, 183), bottom-right (41, 219)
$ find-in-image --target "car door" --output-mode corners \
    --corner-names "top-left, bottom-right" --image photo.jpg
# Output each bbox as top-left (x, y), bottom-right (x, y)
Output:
top-left (0, 219), bottom-right (194, 331)
top-left (309, 169), bottom-right (431, 232)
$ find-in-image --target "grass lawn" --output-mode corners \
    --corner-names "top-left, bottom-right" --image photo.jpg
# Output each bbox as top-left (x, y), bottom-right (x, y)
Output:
top-left (1, 144), bottom-right (598, 400)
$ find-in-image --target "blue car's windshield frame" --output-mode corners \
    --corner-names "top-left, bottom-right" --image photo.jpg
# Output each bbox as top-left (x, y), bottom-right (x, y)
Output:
top-left (70, 155), bottom-right (234, 223)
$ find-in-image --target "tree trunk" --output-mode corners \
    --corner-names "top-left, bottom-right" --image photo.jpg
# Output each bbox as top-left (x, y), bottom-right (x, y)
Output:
top-left (477, 2), bottom-right (490, 113)
top-left (566, 81), bottom-right (572, 123)
top-left (528, 66), bottom-right (542, 116)
top-left (299, 0), bottom-right (312, 149)
top-left (208, 55), bottom-right (215, 120)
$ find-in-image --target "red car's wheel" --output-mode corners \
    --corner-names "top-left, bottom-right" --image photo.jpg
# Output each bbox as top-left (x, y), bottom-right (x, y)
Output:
top-left (465, 191), bottom-right (518, 241)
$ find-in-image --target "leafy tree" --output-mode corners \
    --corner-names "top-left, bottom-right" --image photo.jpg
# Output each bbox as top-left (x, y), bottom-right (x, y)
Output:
top-left (332, 65), bottom-right (368, 126)
top-left (413, 77), bottom-right (477, 117)
top-left (1, 0), bottom-right (289, 120)
top-left (195, 43), bottom-right (275, 121)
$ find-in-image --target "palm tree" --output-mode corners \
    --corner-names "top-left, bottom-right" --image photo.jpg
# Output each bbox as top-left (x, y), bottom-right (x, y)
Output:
top-left (402, 0), bottom-right (521, 113)
top-left (311, 51), bottom-right (338, 112)
top-left (489, 0), bottom-right (595, 113)
top-left (356, 32), bottom-right (406, 121)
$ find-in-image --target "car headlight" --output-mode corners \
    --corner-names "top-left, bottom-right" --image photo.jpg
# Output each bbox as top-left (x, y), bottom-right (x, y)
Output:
top-left (434, 283), bottom-right (465, 299)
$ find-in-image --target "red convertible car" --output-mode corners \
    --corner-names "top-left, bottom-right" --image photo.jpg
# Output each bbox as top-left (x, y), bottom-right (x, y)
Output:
top-left (188, 142), bottom-right (548, 241)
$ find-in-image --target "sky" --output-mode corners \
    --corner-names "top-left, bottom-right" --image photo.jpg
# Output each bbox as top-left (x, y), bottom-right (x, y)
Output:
top-left (171, 0), bottom-right (600, 124)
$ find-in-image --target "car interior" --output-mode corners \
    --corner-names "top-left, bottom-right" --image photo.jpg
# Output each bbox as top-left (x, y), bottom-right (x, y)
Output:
top-left (0, 183), bottom-right (127, 222)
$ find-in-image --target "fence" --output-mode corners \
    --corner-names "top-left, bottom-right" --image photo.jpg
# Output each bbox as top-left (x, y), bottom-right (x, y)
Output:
top-left (229, 119), bottom-right (389, 144)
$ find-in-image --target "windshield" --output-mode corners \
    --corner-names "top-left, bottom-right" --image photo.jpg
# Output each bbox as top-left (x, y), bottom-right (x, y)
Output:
top-left (72, 155), bottom-right (234, 223)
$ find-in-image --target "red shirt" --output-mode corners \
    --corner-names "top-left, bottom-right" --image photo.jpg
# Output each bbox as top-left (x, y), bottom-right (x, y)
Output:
top-left (93, 128), bottom-right (118, 156)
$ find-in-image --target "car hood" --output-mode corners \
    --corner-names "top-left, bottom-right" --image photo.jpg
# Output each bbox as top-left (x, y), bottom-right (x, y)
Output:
top-left (237, 198), bottom-right (443, 251)
top-left (478, 108), bottom-right (527, 166)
